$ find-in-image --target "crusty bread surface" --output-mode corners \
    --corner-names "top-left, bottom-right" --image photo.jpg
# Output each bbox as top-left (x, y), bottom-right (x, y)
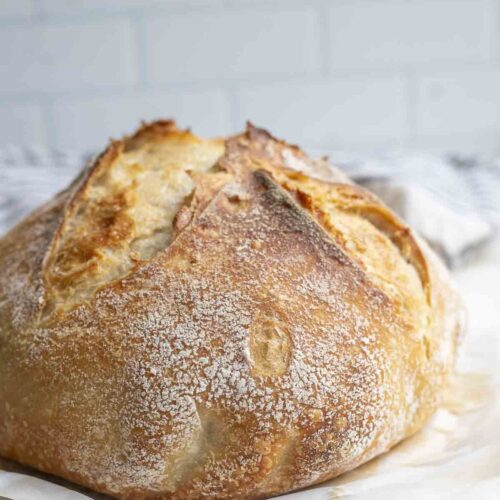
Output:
top-left (0, 121), bottom-right (464, 499)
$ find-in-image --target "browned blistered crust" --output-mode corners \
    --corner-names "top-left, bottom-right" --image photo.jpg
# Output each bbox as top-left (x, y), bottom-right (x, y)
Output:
top-left (0, 121), bottom-right (464, 499)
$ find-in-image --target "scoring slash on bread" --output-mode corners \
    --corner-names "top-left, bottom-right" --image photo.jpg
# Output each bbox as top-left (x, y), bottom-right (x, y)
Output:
top-left (0, 121), bottom-right (464, 499)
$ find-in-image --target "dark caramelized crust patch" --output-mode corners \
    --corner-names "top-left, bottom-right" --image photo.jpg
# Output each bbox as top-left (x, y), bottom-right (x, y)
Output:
top-left (52, 190), bottom-right (133, 279)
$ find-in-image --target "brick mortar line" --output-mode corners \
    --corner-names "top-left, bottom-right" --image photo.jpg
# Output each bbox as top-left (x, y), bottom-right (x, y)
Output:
top-left (3, 59), bottom-right (500, 105)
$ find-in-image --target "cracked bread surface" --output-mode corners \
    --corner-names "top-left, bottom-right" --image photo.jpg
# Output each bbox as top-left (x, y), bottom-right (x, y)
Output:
top-left (0, 121), bottom-right (464, 499)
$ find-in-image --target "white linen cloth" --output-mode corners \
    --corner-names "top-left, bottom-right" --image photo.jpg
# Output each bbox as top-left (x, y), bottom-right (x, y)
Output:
top-left (0, 148), bottom-right (499, 499)
top-left (336, 151), bottom-right (499, 267)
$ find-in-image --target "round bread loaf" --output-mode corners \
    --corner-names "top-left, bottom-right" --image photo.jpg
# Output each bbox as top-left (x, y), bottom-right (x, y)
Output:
top-left (0, 121), bottom-right (464, 499)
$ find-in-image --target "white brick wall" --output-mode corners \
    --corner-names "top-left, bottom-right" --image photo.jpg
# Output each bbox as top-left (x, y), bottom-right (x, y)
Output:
top-left (0, 0), bottom-right (33, 20)
top-left (143, 7), bottom-right (321, 83)
top-left (236, 77), bottom-right (408, 149)
top-left (0, 19), bottom-right (137, 94)
top-left (417, 68), bottom-right (500, 135)
top-left (328, 0), bottom-right (493, 68)
top-left (0, 0), bottom-right (499, 155)
top-left (0, 102), bottom-right (46, 144)
top-left (51, 89), bottom-right (232, 151)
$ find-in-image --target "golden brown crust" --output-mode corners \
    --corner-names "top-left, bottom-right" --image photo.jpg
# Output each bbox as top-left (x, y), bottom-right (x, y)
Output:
top-left (0, 121), bottom-right (464, 499)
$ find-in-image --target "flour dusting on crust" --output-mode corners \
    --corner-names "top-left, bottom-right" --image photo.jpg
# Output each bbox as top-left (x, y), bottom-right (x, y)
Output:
top-left (0, 122), bottom-right (463, 499)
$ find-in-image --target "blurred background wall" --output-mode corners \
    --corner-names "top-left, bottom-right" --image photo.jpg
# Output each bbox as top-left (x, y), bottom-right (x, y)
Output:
top-left (0, 0), bottom-right (499, 155)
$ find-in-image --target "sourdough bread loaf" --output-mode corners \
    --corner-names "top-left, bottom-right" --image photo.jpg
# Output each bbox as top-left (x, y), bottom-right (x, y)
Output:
top-left (0, 121), bottom-right (464, 499)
